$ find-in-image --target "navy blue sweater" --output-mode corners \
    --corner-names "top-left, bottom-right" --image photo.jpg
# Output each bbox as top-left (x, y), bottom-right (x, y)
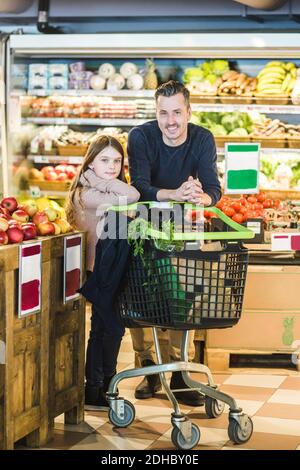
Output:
top-left (128, 121), bottom-right (221, 206)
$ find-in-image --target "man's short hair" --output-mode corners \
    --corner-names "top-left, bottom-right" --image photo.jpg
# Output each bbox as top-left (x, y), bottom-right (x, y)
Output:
top-left (155, 80), bottom-right (190, 107)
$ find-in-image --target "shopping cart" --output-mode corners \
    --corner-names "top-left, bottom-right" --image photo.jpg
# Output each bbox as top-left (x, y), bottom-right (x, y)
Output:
top-left (106, 202), bottom-right (255, 450)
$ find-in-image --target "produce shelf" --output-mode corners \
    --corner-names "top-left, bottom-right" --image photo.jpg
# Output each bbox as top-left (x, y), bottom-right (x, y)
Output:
top-left (217, 147), bottom-right (300, 154)
top-left (15, 89), bottom-right (155, 98)
top-left (28, 154), bottom-right (84, 164)
top-left (22, 117), bottom-right (148, 126)
top-left (192, 103), bottom-right (300, 114)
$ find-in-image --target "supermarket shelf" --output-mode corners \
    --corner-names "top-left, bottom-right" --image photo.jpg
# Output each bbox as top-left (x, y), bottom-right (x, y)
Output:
top-left (15, 89), bottom-right (300, 114)
top-left (217, 147), bottom-right (300, 155)
top-left (28, 148), bottom-right (300, 165)
top-left (16, 89), bottom-right (155, 98)
top-left (28, 154), bottom-right (83, 164)
top-left (22, 117), bottom-right (148, 126)
top-left (192, 103), bottom-right (300, 114)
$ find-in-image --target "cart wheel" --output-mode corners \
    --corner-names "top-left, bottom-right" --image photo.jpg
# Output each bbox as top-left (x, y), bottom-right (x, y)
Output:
top-left (228, 415), bottom-right (253, 444)
top-left (205, 396), bottom-right (225, 418)
top-left (171, 423), bottom-right (200, 450)
top-left (108, 400), bottom-right (135, 428)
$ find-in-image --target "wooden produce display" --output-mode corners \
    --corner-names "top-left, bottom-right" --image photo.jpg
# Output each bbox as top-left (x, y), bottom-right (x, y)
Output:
top-left (0, 243), bottom-right (50, 449)
top-left (47, 233), bottom-right (86, 439)
top-left (205, 264), bottom-right (300, 372)
top-left (0, 232), bottom-right (86, 449)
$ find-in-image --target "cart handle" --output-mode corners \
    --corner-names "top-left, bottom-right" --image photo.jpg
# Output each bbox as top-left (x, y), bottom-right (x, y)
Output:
top-left (108, 201), bottom-right (255, 241)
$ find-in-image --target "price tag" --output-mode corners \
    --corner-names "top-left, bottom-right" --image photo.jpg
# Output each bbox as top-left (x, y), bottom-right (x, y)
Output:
top-left (35, 155), bottom-right (49, 164)
top-left (63, 234), bottom-right (83, 303)
top-left (29, 185), bottom-right (41, 197)
top-left (246, 221), bottom-right (261, 235)
top-left (44, 139), bottom-right (52, 152)
top-left (271, 233), bottom-right (300, 251)
top-left (225, 143), bottom-right (260, 195)
top-left (18, 242), bottom-right (42, 317)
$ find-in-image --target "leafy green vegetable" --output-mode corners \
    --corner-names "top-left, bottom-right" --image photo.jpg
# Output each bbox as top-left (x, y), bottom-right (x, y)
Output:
top-left (228, 128), bottom-right (249, 137)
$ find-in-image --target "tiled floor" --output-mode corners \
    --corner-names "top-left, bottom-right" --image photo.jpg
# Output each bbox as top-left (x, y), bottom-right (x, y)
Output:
top-left (32, 327), bottom-right (300, 451)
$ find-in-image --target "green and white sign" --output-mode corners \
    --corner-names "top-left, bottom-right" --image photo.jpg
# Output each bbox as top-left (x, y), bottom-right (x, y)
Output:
top-left (225, 143), bottom-right (260, 194)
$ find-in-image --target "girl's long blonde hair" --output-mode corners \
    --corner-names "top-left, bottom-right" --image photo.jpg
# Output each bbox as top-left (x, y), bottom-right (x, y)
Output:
top-left (66, 134), bottom-right (125, 228)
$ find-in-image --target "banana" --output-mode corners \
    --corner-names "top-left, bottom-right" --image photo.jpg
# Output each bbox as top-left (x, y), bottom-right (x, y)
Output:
top-left (291, 68), bottom-right (297, 79)
top-left (285, 62), bottom-right (296, 72)
top-left (258, 76), bottom-right (284, 85)
top-left (281, 73), bottom-right (291, 92)
top-left (257, 82), bottom-right (283, 90)
top-left (258, 68), bottom-right (286, 79)
top-left (286, 78), bottom-right (296, 94)
top-left (257, 88), bottom-right (286, 95)
top-left (265, 61), bottom-right (285, 68)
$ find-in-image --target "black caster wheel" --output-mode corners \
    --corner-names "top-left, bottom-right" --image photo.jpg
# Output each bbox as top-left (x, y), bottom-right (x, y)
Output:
top-left (108, 400), bottom-right (135, 428)
top-left (228, 415), bottom-right (253, 444)
top-left (205, 396), bottom-right (225, 418)
top-left (171, 423), bottom-right (200, 450)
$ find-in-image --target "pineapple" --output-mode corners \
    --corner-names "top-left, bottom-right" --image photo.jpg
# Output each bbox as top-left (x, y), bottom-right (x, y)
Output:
top-left (144, 59), bottom-right (158, 90)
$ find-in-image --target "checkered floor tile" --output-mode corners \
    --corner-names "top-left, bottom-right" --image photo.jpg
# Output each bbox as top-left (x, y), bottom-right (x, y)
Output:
top-left (16, 307), bottom-right (300, 451)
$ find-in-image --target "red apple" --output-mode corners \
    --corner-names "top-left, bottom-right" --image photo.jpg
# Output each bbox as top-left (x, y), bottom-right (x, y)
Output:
top-left (46, 172), bottom-right (58, 181)
top-left (0, 230), bottom-right (8, 245)
top-left (12, 209), bottom-right (29, 223)
top-left (0, 197), bottom-right (18, 213)
top-left (32, 211), bottom-right (49, 226)
top-left (0, 206), bottom-right (11, 217)
top-left (41, 166), bottom-right (54, 177)
top-left (22, 224), bottom-right (37, 240)
top-left (22, 222), bottom-right (36, 228)
top-left (23, 201), bottom-right (38, 217)
top-left (8, 219), bottom-right (21, 229)
top-left (57, 173), bottom-right (68, 182)
top-left (0, 213), bottom-right (9, 221)
top-left (66, 169), bottom-right (77, 180)
top-left (55, 164), bottom-right (67, 174)
top-left (7, 226), bottom-right (24, 244)
top-left (0, 218), bottom-right (9, 232)
top-left (38, 222), bottom-right (55, 236)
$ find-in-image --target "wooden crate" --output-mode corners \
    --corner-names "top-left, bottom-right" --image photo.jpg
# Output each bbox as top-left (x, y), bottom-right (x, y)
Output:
top-left (205, 264), bottom-right (300, 372)
top-left (0, 243), bottom-right (50, 449)
top-left (47, 233), bottom-right (86, 438)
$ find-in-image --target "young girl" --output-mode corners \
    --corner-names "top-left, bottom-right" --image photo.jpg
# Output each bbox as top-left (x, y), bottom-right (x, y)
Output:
top-left (66, 134), bottom-right (140, 409)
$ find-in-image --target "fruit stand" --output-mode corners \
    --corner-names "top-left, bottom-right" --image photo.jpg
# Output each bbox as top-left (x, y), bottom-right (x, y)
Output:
top-left (0, 231), bottom-right (85, 449)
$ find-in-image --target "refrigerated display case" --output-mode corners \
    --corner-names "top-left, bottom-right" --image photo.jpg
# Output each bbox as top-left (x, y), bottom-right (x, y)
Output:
top-left (3, 32), bottom-right (300, 202)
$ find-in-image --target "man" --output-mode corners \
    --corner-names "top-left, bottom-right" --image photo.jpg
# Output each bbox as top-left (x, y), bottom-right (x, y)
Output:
top-left (127, 80), bottom-right (221, 407)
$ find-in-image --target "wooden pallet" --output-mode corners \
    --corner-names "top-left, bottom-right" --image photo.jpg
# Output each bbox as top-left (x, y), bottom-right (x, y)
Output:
top-left (205, 348), bottom-right (300, 372)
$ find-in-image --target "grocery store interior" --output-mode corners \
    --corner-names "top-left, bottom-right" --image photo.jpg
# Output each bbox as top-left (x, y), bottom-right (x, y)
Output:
top-left (0, 0), bottom-right (300, 453)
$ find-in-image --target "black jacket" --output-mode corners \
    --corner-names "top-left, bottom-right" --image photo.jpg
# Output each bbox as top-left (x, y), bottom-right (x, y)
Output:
top-left (79, 213), bottom-right (131, 336)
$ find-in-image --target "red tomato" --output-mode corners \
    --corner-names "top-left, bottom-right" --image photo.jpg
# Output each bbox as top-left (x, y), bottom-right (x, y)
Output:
top-left (257, 192), bottom-right (266, 203)
top-left (247, 196), bottom-right (257, 204)
top-left (232, 213), bottom-right (244, 224)
top-left (239, 206), bottom-right (247, 215)
top-left (230, 202), bottom-right (242, 212)
top-left (254, 203), bottom-right (263, 210)
top-left (262, 199), bottom-right (273, 209)
top-left (239, 197), bottom-right (247, 206)
top-left (224, 207), bottom-right (235, 217)
top-left (273, 199), bottom-right (281, 209)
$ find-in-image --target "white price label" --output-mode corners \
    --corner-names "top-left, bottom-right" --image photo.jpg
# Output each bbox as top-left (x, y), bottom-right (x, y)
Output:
top-left (247, 221), bottom-right (261, 235)
top-left (29, 186), bottom-right (41, 197)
